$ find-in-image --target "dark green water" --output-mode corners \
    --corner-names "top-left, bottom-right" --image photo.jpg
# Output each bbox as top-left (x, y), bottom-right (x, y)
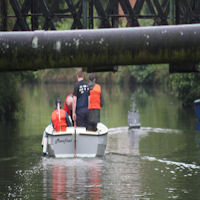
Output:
top-left (1, 83), bottom-right (200, 200)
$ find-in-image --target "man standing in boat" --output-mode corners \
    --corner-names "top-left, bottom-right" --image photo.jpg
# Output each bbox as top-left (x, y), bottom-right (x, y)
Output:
top-left (72, 69), bottom-right (90, 128)
top-left (52, 97), bottom-right (72, 132)
top-left (88, 73), bottom-right (104, 131)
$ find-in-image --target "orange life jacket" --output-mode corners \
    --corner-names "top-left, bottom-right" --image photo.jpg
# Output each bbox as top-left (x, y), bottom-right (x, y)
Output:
top-left (89, 83), bottom-right (101, 110)
top-left (51, 109), bottom-right (67, 132)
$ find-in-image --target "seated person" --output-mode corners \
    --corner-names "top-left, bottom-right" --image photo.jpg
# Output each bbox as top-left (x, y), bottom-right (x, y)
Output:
top-left (64, 93), bottom-right (73, 124)
top-left (51, 97), bottom-right (72, 132)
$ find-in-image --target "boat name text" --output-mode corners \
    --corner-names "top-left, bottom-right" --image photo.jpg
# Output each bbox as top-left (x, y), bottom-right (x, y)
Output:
top-left (55, 138), bottom-right (72, 144)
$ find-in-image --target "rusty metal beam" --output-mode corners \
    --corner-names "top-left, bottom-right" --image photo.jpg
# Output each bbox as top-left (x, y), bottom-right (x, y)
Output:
top-left (0, 24), bottom-right (200, 72)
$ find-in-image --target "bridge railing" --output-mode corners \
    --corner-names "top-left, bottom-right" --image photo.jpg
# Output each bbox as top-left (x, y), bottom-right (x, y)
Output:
top-left (0, 0), bottom-right (200, 31)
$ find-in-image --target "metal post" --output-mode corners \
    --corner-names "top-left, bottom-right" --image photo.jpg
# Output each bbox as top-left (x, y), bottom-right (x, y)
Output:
top-left (0, 0), bottom-right (7, 31)
top-left (195, 0), bottom-right (200, 22)
top-left (112, 0), bottom-right (119, 28)
top-left (31, 0), bottom-right (39, 30)
top-left (169, 0), bottom-right (174, 24)
top-left (175, 0), bottom-right (180, 24)
top-left (82, 0), bottom-right (87, 29)
top-left (89, 0), bottom-right (93, 29)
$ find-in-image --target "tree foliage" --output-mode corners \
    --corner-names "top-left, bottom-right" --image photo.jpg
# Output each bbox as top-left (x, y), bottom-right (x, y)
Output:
top-left (170, 73), bottom-right (200, 105)
top-left (0, 73), bottom-right (21, 120)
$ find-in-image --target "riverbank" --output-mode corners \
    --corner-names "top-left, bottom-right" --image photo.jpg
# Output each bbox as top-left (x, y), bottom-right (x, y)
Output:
top-left (32, 66), bottom-right (200, 106)
top-left (1, 64), bottom-right (200, 121)
top-left (32, 66), bottom-right (164, 85)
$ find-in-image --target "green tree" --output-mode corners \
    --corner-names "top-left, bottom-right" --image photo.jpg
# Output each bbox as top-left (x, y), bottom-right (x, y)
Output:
top-left (170, 73), bottom-right (200, 105)
top-left (0, 73), bottom-right (21, 120)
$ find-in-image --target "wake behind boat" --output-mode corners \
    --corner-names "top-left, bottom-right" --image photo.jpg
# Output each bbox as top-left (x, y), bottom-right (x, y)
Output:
top-left (42, 122), bottom-right (108, 158)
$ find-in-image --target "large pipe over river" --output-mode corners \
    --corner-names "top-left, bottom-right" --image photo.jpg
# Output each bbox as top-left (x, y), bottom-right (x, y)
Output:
top-left (0, 24), bottom-right (200, 71)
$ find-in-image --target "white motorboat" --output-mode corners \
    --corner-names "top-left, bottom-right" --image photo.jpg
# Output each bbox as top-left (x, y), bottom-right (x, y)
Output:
top-left (42, 123), bottom-right (108, 158)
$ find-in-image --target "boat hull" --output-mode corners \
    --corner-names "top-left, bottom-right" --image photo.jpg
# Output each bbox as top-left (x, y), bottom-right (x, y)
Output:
top-left (42, 123), bottom-right (108, 158)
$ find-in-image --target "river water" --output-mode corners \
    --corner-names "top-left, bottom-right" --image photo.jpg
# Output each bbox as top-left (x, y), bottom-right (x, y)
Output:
top-left (1, 83), bottom-right (200, 200)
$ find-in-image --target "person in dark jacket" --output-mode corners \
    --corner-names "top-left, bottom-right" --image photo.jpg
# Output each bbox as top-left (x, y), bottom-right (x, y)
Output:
top-left (72, 70), bottom-right (90, 127)
top-left (87, 73), bottom-right (104, 131)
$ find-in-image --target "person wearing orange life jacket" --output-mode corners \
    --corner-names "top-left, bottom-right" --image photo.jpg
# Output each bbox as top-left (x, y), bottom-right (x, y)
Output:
top-left (51, 97), bottom-right (72, 132)
top-left (87, 73), bottom-right (104, 131)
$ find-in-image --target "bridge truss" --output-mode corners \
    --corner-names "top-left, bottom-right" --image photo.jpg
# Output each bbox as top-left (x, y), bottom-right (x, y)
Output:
top-left (0, 0), bottom-right (200, 31)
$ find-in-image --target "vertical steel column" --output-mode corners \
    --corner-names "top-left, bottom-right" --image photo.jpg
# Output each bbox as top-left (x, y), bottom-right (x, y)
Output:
top-left (112, 0), bottom-right (119, 28)
top-left (175, 0), bottom-right (180, 24)
top-left (82, 0), bottom-right (87, 29)
top-left (0, 0), bottom-right (7, 31)
top-left (169, 0), bottom-right (174, 24)
top-left (194, 0), bottom-right (200, 22)
top-left (31, 0), bottom-right (39, 30)
top-left (89, 0), bottom-right (93, 29)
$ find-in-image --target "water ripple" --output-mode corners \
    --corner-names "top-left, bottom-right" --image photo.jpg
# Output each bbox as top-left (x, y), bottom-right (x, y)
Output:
top-left (142, 156), bottom-right (200, 170)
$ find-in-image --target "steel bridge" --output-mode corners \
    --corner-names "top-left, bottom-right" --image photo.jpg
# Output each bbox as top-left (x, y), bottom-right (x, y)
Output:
top-left (0, 0), bottom-right (200, 72)
top-left (1, 0), bottom-right (200, 31)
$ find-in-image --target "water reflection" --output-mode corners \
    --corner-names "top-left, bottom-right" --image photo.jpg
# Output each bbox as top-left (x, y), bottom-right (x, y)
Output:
top-left (51, 165), bottom-right (67, 200)
top-left (2, 83), bottom-right (200, 199)
top-left (133, 86), bottom-right (197, 131)
top-left (41, 126), bottom-right (147, 200)
top-left (105, 127), bottom-right (145, 199)
top-left (42, 158), bottom-right (103, 200)
top-left (128, 128), bottom-right (147, 155)
top-left (196, 121), bottom-right (200, 131)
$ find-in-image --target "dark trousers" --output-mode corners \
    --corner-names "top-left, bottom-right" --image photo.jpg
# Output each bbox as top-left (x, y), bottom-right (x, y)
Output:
top-left (76, 108), bottom-right (89, 128)
top-left (87, 109), bottom-right (100, 131)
